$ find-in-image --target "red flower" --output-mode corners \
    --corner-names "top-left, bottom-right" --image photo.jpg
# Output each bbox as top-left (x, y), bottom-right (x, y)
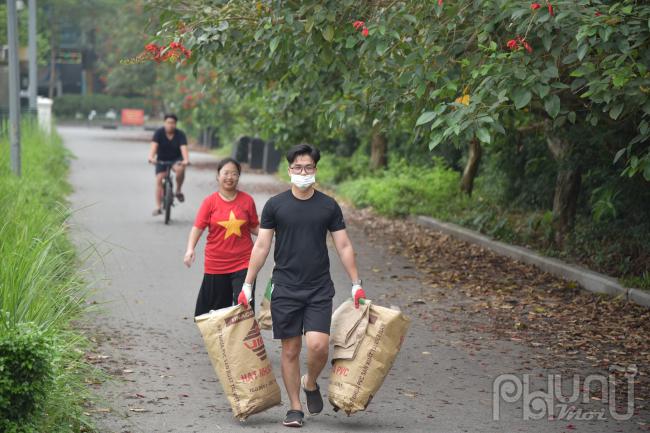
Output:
top-left (595, 10), bottom-right (602, 16)
top-left (531, 2), bottom-right (541, 10)
top-left (546, 1), bottom-right (554, 16)
top-left (145, 40), bottom-right (190, 64)
top-left (509, 36), bottom-right (533, 53)
top-left (353, 20), bottom-right (365, 30)
top-left (361, 27), bottom-right (369, 37)
top-left (438, 0), bottom-right (443, 6)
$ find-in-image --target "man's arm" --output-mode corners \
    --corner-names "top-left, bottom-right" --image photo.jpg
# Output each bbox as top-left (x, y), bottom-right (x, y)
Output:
top-left (332, 229), bottom-right (366, 307)
top-left (244, 228), bottom-right (274, 284)
top-left (148, 141), bottom-right (159, 163)
top-left (331, 229), bottom-right (359, 281)
top-left (180, 144), bottom-right (190, 165)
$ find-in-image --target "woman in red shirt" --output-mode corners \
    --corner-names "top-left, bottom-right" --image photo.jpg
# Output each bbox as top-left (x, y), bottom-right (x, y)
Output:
top-left (184, 158), bottom-right (259, 316)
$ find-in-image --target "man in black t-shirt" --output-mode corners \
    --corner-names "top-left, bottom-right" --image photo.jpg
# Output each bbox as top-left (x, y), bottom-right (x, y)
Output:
top-left (147, 113), bottom-right (190, 216)
top-left (238, 144), bottom-right (366, 427)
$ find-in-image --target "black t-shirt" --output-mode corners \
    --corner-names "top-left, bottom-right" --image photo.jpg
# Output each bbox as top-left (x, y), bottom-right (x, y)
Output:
top-left (152, 127), bottom-right (187, 161)
top-left (260, 189), bottom-right (346, 289)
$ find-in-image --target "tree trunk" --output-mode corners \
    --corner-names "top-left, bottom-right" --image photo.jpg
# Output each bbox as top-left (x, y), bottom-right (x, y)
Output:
top-left (370, 126), bottom-right (387, 170)
top-left (547, 130), bottom-right (581, 246)
top-left (551, 167), bottom-right (581, 246)
top-left (460, 138), bottom-right (482, 196)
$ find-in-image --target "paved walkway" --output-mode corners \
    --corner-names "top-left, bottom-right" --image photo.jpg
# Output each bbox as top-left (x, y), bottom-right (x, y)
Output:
top-left (63, 126), bottom-right (644, 432)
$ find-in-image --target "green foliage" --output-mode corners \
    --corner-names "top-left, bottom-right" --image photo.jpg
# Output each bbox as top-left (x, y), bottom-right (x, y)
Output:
top-left (0, 121), bottom-right (95, 432)
top-left (52, 94), bottom-right (153, 118)
top-left (152, 0), bottom-right (649, 181)
top-left (148, 0), bottom-right (650, 284)
top-left (0, 5), bottom-right (50, 65)
top-left (338, 158), bottom-right (461, 217)
top-left (410, 0), bottom-right (650, 179)
top-left (0, 324), bottom-right (53, 432)
top-left (95, 0), bottom-right (161, 97)
top-left (317, 150), bottom-right (370, 186)
top-left (482, 128), bottom-right (557, 209)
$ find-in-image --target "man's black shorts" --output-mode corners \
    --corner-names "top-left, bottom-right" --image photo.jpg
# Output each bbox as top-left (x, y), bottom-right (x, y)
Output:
top-left (270, 282), bottom-right (335, 339)
top-left (155, 159), bottom-right (182, 175)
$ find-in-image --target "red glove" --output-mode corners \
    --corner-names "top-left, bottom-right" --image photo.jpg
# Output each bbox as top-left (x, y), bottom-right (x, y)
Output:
top-left (238, 283), bottom-right (252, 307)
top-left (352, 285), bottom-right (366, 309)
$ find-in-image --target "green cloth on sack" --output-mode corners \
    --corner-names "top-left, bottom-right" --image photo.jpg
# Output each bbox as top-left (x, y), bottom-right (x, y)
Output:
top-left (264, 279), bottom-right (273, 300)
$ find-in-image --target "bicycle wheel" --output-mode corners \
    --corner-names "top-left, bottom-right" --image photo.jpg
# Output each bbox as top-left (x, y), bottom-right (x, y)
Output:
top-left (163, 178), bottom-right (173, 224)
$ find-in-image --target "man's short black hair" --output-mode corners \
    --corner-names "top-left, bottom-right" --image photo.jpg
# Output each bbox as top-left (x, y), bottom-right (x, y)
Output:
top-left (164, 113), bottom-right (178, 122)
top-left (286, 143), bottom-right (320, 166)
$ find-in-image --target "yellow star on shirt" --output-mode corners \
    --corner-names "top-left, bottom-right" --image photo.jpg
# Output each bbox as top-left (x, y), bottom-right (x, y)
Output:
top-left (217, 210), bottom-right (247, 239)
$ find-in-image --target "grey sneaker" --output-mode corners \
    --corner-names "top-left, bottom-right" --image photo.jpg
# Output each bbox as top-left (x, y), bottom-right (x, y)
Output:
top-left (283, 410), bottom-right (304, 427)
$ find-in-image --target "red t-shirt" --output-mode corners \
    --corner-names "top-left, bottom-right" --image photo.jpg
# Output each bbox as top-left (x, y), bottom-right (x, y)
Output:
top-left (194, 191), bottom-right (259, 274)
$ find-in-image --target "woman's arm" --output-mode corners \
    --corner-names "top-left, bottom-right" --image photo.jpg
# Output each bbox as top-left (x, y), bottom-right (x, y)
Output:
top-left (184, 226), bottom-right (205, 268)
top-left (250, 224), bottom-right (260, 236)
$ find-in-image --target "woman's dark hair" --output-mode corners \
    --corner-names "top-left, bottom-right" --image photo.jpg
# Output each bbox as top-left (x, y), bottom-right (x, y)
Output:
top-left (164, 113), bottom-right (178, 122)
top-left (286, 143), bottom-right (320, 165)
top-left (217, 157), bottom-right (241, 175)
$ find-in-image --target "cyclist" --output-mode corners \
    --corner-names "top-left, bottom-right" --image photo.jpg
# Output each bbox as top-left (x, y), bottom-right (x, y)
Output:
top-left (147, 113), bottom-right (190, 216)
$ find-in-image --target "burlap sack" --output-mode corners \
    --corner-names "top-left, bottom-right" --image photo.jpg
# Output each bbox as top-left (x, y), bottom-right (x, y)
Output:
top-left (330, 299), bottom-right (370, 360)
top-left (256, 279), bottom-right (273, 330)
top-left (195, 305), bottom-right (281, 420)
top-left (328, 300), bottom-right (410, 415)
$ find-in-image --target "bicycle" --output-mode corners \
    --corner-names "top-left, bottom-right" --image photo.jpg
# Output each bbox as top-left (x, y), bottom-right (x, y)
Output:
top-left (156, 160), bottom-right (179, 225)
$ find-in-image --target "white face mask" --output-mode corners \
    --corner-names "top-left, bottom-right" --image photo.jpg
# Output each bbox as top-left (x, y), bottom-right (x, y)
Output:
top-left (290, 173), bottom-right (316, 189)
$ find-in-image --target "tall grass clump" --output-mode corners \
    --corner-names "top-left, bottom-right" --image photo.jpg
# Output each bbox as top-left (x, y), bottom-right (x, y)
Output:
top-left (0, 120), bottom-right (95, 432)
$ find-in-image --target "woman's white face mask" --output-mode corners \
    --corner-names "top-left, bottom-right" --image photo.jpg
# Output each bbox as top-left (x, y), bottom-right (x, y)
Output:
top-left (290, 173), bottom-right (316, 189)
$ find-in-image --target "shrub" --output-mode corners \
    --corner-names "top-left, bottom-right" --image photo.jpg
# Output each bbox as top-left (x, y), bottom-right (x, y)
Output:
top-left (0, 324), bottom-right (54, 433)
top-left (338, 158), bottom-right (460, 217)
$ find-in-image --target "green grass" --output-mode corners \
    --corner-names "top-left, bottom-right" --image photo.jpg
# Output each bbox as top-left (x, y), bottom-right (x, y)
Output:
top-left (0, 120), bottom-right (97, 432)
top-left (338, 157), bottom-right (464, 217)
top-left (621, 273), bottom-right (650, 291)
